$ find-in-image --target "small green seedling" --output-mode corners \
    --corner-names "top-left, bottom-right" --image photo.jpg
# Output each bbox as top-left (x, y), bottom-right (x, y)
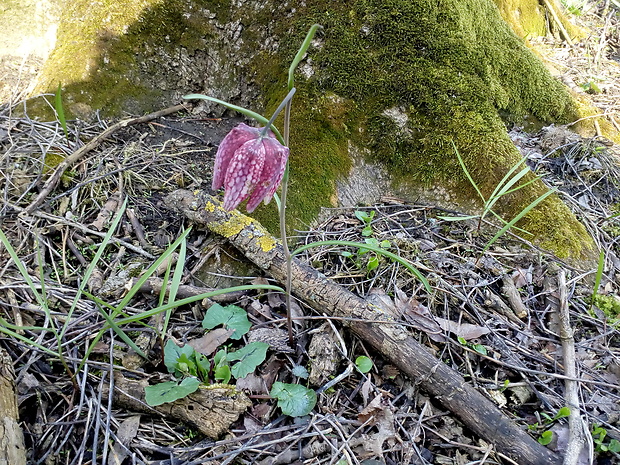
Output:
top-left (341, 237), bottom-right (392, 273)
top-left (458, 336), bottom-right (488, 356)
top-left (145, 304), bottom-right (269, 407)
top-left (528, 407), bottom-right (571, 445)
top-left (592, 424), bottom-right (620, 453)
top-left (355, 210), bottom-right (376, 237)
top-left (291, 365), bottom-right (310, 379)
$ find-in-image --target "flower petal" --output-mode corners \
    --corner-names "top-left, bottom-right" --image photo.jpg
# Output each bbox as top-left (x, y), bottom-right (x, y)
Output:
top-left (246, 137), bottom-right (289, 212)
top-left (222, 139), bottom-right (266, 211)
top-left (212, 123), bottom-right (261, 190)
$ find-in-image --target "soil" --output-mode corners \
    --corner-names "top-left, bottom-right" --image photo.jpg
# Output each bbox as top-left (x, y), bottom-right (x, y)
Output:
top-left (0, 3), bottom-right (619, 465)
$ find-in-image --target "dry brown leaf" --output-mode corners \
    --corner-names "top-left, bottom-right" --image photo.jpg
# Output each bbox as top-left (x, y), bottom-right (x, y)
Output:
top-left (236, 373), bottom-right (267, 394)
top-left (188, 327), bottom-right (234, 356)
top-left (435, 318), bottom-right (490, 340)
top-left (394, 287), bottom-right (445, 342)
top-left (358, 394), bottom-right (386, 425)
top-left (248, 327), bottom-right (294, 354)
top-left (107, 415), bottom-right (140, 465)
top-left (358, 394), bottom-right (396, 457)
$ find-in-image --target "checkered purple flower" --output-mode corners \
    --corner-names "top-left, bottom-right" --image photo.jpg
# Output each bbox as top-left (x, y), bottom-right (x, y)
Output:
top-left (212, 123), bottom-right (289, 212)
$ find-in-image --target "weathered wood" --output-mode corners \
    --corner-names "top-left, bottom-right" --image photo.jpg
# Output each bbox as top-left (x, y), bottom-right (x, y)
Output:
top-left (0, 348), bottom-right (27, 465)
top-left (165, 189), bottom-right (564, 465)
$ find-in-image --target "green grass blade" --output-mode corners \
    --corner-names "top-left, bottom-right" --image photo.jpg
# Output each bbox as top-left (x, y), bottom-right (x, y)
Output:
top-left (0, 229), bottom-right (46, 309)
top-left (59, 198), bottom-right (128, 340)
top-left (113, 284), bottom-right (284, 326)
top-left (452, 142), bottom-right (485, 203)
top-left (482, 188), bottom-right (556, 254)
top-left (291, 240), bottom-right (431, 293)
top-left (484, 166), bottom-right (531, 216)
top-left (81, 228), bottom-right (194, 362)
top-left (0, 320), bottom-right (59, 357)
top-left (164, 234), bottom-right (187, 334)
top-left (487, 161), bottom-right (527, 204)
top-left (55, 83), bottom-right (69, 140)
top-left (112, 228), bottom-right (192, 316)
top-left (437, 214), bottom-right (480, 221)
top-left (591, 249), bottom-right (605, 311)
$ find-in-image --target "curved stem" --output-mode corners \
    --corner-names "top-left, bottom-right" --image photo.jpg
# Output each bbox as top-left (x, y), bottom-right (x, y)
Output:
top-left (261, 87), bottom-right (296, 138)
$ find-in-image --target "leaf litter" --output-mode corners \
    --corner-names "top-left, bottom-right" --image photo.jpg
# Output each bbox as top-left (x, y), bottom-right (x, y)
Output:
top-left (0, 5), bottom-right (620, 464)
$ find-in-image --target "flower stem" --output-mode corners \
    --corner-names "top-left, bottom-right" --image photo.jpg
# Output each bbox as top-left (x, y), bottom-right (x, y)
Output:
top-left (280, 98), bottom-right (294, 347)
top-left (261, 87), bottom-right (296, 138)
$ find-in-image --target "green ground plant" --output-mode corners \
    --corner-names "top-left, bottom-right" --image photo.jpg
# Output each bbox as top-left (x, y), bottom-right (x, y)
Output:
top-left (439, 143), bottom-right (556, 255)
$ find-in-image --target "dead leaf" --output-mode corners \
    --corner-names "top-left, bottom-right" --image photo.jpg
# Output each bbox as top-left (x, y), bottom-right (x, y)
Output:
top-left (394, 287), bottom-right (445, 342)
top-left (289, 300), bottom-right (305, 330)
top-left (512, 267), bottom-right (532, 288)
top-left (358, 394), bottom-right (387, 425)
top-left (236, 373), bottom-right (268, 394)
top-left (435, 318), bottom-right (490, 340)
top-left (358, 394), bottom-right (396, 457)
top-left (107, 415), bottom-right (140, 465)
top-left (361, 376), bottom-right (373, 406)
top-left (308, 322), bottom-right (344, 386)
top-left (248, 327), bottom-right (294, 354)
top-left (188, 327), bottom-right (234, 356)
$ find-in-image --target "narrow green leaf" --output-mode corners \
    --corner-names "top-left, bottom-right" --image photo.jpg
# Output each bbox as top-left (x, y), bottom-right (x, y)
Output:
top-left (288, 24), bottom-right (322, 90)
top-left (292, 240), bottom-right (431, 293)
top-left (482, 188), bottom-right (556, 254)
top-left (437, 214), bottom-right (480, 221)
top-left (113, 284), bottom-right (284, 326)
top-left (270, 382), bottom-right (317, 417)
top-left (182, 94), bottom-right (284, 144)
top-left (55, 83), bottom-right (69, 140)
top-left (591, 249), bottom-right (605, 311)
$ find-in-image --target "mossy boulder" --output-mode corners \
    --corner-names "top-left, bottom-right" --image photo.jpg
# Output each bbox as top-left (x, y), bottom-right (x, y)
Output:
top-left (29, 0), bottom-right (599, 261)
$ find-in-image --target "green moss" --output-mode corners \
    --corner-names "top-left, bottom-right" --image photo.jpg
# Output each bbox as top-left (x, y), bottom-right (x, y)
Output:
top-left (592, 295), bottom-right (620, 319)
top-left (33, 0), bottom-right (595, 258)
top-left (249, 0), bottom-right (592, 258)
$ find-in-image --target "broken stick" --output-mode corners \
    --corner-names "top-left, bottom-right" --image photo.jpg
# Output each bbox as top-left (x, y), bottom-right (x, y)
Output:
top-left (165, 189), bottom-right (563, 465)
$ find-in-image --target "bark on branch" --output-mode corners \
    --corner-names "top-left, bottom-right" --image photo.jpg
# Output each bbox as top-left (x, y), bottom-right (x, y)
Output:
top-left (164, 189), bottom-right (563, 465)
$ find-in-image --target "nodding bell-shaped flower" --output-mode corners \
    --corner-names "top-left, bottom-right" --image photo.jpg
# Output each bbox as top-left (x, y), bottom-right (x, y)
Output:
top-left (212, 123), bottom-right (289, 213)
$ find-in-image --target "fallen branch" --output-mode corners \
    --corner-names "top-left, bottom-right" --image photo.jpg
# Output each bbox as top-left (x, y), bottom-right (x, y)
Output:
top-left (164, 189), bottom-right (564, 465)
top-left (0, 348), bottom-right (27, 465)
top-left (557, 269), bottom-right (586, 465)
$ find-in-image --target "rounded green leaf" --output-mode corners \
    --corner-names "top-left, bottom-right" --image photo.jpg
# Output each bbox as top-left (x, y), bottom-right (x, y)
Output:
top-left (229, 342), bottom-right (269, 379)
top-left (270, 382), bottom-right (317, 417)
top-left (202, 304), bottom-right (251, 340)
top-left (355, 356), bottom-right (373, 374)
